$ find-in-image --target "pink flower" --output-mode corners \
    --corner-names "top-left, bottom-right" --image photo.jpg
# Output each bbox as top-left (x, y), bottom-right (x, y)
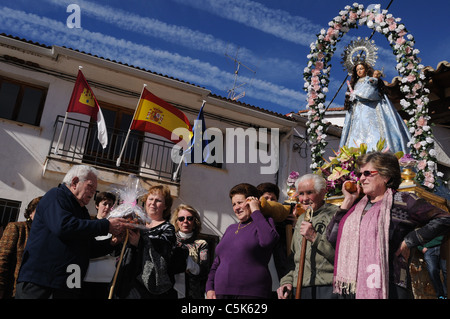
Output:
top-left (406, 63), bottom-right (414, 70)
top-left (406, 74), bottom-right (416, 82)
top-left (414, 142), bottom-right (422, 150)
top-left (417, 160), bottom-right (427, 170)
top-left (386, 17), bottom-right (395, 24)
top-left (396, 37), bottom-right (406, 45)
top-left (375, 14), bottom-right (385, 23)
top-left (405, 46), bottom-right (412, 54)
top-left (349, 11), bottom-right (358, 20)
top-left (414, 98), bottom-right (423, 106)
top-left (311, 76), bottom-right (320, 85)
top-left (317, 52), bottom-right (325, 60)
top-left (398, 30), bottom-right (407, 37)
top-left (315, 61), bottom-right (324, 70)
top-left (417, 116), bottom-right (427, 127)
top-left (424, 181), bottom-right (434, 189)
top-left (312, 69), bottom-right (321, 76)
top-left (413, 83), bottom-right (422, 92)
top-left (389, 23), bottom-right (397, 31)
top-left (414, 129), bottom-right (423, 136)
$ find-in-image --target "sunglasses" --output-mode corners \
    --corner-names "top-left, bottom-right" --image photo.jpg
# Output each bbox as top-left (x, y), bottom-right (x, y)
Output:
top-left (356, 170), bottom-right (378, 178)
top-left (177, 216), bottom-right (194, 222)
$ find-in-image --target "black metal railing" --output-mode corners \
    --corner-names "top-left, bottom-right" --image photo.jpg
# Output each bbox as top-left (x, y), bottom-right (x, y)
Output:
top-left (48, 115), bottom-right (181, 182)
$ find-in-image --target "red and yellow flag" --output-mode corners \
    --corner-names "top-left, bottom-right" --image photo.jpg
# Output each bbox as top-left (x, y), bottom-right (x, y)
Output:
top-left (66, 70), bottom-right (108, 148)
top-left (131, 87), bottom-right (192, 146)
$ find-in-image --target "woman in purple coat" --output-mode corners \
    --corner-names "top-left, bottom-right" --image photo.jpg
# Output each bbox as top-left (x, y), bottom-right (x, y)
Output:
top-left (206, 183), bottom-right (279, 299)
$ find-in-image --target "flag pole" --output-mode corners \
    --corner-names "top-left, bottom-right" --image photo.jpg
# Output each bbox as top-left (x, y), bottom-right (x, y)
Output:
top-left (55, 66), bottom-right (84, 155)
top-left (54, 112), bottom-right (69, 155)
top-left (116, 84), bottom-right (147, 167)
top-left (172, 100), bottom-right (206, 180)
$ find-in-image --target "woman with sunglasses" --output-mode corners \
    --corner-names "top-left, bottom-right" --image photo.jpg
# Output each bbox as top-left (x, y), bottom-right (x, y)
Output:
top-left (170, 204), bottom-right (209, 299)
top-left (326, 151), bottom-right (450, 299)
top-left (206, 183), bottom-right (279, 299)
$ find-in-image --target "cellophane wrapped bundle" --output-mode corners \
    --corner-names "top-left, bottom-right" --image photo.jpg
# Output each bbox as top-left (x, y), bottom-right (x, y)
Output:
top-left (108, 174), bottom-right (150, 229)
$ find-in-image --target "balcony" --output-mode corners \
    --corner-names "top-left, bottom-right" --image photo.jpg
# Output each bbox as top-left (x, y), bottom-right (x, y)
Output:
top-left (44, 115), bottom-right (182, 195)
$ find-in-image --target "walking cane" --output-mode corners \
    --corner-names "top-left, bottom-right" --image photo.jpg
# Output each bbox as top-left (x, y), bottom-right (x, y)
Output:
top-left (108, 230), bottom-right (129, 299)
top-left (295, 206), bottom-right (313, 299)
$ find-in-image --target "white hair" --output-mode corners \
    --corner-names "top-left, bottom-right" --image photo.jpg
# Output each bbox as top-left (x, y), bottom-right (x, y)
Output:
top-left (295, 173), bottom-right (326, 193)
top-left (62, 165), bottom-right (98, 186)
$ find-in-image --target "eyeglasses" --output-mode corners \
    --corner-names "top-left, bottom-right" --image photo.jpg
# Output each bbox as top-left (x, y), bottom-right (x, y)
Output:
top-left (356, 170), bottom-right (378, 178)
top-left (177, 216), bottom-right (194, 222)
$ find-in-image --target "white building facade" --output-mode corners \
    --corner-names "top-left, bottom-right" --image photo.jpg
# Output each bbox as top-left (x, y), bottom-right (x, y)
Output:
top-left (0, 34), bottom-right (342, 240)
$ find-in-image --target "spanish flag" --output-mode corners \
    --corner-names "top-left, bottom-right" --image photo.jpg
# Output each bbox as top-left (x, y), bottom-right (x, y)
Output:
top-left (67, 70), bottom-right (108, 149)
top-left (131, 87), bottom-right (192, 146)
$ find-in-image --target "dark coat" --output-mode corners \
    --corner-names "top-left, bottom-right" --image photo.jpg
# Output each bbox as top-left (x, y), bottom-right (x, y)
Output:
top-left (17, 184), bottom-right (112, 291)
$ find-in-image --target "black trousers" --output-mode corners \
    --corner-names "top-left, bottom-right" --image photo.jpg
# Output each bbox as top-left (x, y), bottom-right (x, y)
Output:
top-left (15, 282), bottom-right (82, 299)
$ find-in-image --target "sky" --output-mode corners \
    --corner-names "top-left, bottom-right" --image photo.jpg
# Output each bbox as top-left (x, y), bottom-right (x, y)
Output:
top-left (1, 0), bottom-right (449, 116)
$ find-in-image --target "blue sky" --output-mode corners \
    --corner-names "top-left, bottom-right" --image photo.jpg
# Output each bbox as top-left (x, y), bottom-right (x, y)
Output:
top-left (1, 0), bottom-right (449, 115)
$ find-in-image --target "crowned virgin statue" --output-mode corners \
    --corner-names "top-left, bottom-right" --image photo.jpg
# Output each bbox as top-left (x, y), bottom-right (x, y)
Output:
top-left (339, 38), bottom-right (412, 154)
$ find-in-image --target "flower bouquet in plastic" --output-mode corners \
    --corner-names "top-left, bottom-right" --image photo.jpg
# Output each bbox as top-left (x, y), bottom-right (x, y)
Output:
top-left (108, 174), bottom-right (150, 229)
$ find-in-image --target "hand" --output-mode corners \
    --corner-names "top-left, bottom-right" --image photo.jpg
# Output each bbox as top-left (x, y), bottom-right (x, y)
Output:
top-left (300, 221), bottom-right (317, 243)
top-left (127, 229), bottom-right (140, 247)
top-left (246, 196), bottom-right (260, 213)
top-left (277, 284), bottom-right (292, 299)
top-left (206, 290), bottom-right (216, 299)
top-left (395, 240), bottom-right (410, 261)
top-left (108, 217), bottom-right (134, 236)
top-left (341, 181), bottom-right (361, 210)
top-left (422, 247), bottom-right (428, 254)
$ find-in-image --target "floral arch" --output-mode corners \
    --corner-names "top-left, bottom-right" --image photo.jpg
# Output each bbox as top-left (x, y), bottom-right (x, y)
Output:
top-left (303, 3), bottom-right (439, 190)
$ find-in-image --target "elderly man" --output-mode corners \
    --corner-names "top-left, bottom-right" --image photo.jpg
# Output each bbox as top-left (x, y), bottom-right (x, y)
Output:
top-left (277, 174), bottom-right (339, 299)
top-left (16, 165), bottom-right (130, 299)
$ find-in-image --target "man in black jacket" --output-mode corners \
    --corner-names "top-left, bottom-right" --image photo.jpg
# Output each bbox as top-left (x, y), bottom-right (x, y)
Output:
top-left (16, 165), bottom-right (130, 299)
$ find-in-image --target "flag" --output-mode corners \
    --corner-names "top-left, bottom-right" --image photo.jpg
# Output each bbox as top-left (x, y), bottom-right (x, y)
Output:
top-left (67, 70), bottom-right (108, 149)
top-left (130, 87), bottom-right (192, 146)
top-left (184, 101), bottom-right (209, 165)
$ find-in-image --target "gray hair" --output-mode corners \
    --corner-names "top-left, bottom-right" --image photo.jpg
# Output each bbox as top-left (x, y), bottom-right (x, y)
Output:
top-left (62, 165), bottom-right (98, 186)
top-left (295, 173), bottom-right (326, 193)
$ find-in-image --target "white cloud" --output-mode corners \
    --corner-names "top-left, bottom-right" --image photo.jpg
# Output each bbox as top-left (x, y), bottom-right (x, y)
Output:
top-left (0, 6), bottom-right (304, 111)
top-left (170, 0), bottom-right (320, 46)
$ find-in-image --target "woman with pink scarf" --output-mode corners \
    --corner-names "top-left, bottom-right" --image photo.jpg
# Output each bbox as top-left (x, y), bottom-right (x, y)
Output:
top-left (326, 152), bottom-right (450, 299)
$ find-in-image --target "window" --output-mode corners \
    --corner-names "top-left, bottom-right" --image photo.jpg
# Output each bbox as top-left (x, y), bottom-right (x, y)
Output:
top-left (0, 198), bottom-right (21, 228)
top-left (83, 102), bottom-right (144, 172)
top-left (0, 76), bottom-right (47, 126)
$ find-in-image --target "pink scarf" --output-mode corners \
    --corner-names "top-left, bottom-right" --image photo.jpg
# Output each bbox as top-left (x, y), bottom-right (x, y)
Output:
top-left (333, 188), bottom-right (393, 299)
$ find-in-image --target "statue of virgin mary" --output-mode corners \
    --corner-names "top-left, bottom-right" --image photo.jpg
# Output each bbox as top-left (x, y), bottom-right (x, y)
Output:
top-left (339, 38), bottom-right (412, 154)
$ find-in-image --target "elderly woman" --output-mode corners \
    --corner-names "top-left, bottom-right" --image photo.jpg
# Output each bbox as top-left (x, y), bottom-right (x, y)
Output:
top-left (0, 196), bottom-right (41, 299)
top-left (171, 204), bottom-right (209, 299)
top-left (327, 152), bottom-right (450, 299)
top-left (112, 185), bottom-right (176, 299)
top-left (206, 183), bottom-right (279, 299)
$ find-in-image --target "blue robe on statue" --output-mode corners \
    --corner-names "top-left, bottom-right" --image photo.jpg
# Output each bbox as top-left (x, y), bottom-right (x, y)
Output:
top-left (339, 76), bottom-right (412, 154)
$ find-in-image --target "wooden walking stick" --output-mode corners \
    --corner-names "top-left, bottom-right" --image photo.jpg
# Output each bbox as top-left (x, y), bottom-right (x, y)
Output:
top-left (108, 230), bottom-right (129, 299)
top-left (295, 206), bottom-right (313, 299)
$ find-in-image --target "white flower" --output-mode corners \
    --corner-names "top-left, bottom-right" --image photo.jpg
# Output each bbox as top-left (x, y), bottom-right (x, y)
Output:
top-left (426, 137), bottom-right (434, 144)
top-left (423, 125), bottom-right (431, 131)
top-left (429, 149), bottom-right (437, 156)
